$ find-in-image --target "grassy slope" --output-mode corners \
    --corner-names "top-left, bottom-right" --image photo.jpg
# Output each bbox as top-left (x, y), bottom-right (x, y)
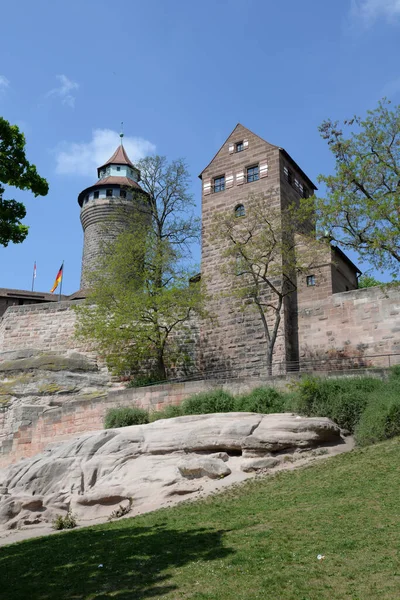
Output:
top-left (0, 439), bottom-right (399, 600)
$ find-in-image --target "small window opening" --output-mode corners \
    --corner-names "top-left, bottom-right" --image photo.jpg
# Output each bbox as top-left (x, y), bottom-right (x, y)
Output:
top-left (247, 165), bottom-right (259, 183)
top-left (214, 175), bottom-right (225, 193)
top-left (306, 275), bottom-right (316, 287)
top-left (93, 191), bottom-right (99, 199)
top-left (235, 204), bottom-right (245, 218)
top-left (106, 189), bottom-right (113, 197)
top-left (236, 141), bottom-right (244, 152)
top-left (117, 166), bottom-right (121, 171)
top-left (120, 189), bottom-right (127, 198)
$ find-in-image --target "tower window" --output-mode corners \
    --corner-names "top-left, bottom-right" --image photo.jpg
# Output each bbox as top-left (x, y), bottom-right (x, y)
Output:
top-left (235, 204), bottom-right (245, 218)
top-left (236, 141), bottom-right (244, 152)
top-left (120, 189), bottom-right (127, 198)
top-left (247, 165), bottom-right (259, 183)
top-left (94, 191), bottom-right (99, 199)
top-left (117, 166), bottom-right (121, 171)
top-left (106, 189), bottom-right (113, 197)
top-left (101, 169), bottom-right (106, 177)
top-left (307, 275), bottom-right (316, 287)
top-left (214, 175), bottom-right (225, 193)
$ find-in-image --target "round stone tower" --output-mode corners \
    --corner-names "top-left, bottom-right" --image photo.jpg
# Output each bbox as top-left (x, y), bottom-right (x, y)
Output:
top-left (78, 139), bottom-right (147, 289)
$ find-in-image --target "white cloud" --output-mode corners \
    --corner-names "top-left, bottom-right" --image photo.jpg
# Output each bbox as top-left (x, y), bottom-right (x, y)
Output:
top-left (55, 129), bottom-right (156, 176)
top-left (351, 0), bottom-right (400, 26)
top-left (0, 75), bottom-right (9, 93)
top-left (46, 74), bottom-right (79, 108)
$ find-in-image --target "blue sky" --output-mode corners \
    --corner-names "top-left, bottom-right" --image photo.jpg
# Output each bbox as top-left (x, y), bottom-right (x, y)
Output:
top-left (1, 0), bottom-right (400, 293)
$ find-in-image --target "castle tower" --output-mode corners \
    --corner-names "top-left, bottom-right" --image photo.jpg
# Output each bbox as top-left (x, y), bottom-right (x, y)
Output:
top-left (78, 139), bottom-right (147, 289)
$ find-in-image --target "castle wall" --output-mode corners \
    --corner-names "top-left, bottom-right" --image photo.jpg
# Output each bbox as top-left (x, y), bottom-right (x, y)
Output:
top-left (298, 285), bottom-right (400, 364)
top-left (0, 301), bottom-right (86, 354)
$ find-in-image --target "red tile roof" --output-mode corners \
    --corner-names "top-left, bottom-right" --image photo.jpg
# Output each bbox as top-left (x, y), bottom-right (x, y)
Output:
top-left (98, 145), bottom-right (135, 170)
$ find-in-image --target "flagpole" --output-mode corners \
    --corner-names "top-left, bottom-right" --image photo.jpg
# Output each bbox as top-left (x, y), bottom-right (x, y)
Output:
top-left (31, 261), bottom-right (36, 292)
top-left (59, 260), bottom-right (64, 302)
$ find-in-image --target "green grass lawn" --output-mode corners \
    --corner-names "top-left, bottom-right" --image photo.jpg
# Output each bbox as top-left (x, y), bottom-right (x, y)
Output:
top-left (1, 438), bottom-right (399, 600)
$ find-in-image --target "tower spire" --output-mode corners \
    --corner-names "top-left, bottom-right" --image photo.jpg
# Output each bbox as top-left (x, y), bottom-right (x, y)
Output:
top-left (120, 121), bottom-right (124, 146)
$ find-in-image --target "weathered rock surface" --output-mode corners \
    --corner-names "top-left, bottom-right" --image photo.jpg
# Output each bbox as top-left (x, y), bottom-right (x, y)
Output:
top-left (0, 412), bottom-right (344, 530)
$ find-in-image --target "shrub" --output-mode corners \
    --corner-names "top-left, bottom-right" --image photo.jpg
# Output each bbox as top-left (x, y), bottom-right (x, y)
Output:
top-left (293, 376), bottom-right (381, 432)
top-left (108, 498), bottom-right (133, 520)
top-left (104, 406), bottom-right (149, 429)
top-left (355, 392), bottom-right (400, 446)
top-left (127, 375), bottom-right (162, 388)
top-left (235, 387), bottom-right (286, 414)
top-left (52, 512), bottom-right (77, 530)
top-left (180, 390), bottom-right (235, 415)
top-left (148, 404), bottom-right (183, 422)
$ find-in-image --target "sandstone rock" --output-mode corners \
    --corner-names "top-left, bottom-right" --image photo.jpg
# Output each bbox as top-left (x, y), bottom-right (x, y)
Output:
top-left (241, 457), bottom-right (281, 472)
top-left (178, 457), bottom-right (231, 479)
top-left (0, 412), bottom-right (343, 530)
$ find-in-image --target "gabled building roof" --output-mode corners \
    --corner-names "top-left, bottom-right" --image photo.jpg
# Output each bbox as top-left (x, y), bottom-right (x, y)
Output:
top-left (199, 123), bottom-right (317, 191)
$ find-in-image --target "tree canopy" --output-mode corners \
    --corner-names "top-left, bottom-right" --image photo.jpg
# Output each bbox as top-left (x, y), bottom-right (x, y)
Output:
top-left (317, 99), bottom-right (400, 278)
top-left (0, 117), bottom-right (49, 246)
top-left (75, 156), bottom-right (203, 381)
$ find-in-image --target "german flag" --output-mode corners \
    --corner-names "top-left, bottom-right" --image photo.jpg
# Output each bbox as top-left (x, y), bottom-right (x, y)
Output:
top-left (50, 263), bottom-right (63, 293)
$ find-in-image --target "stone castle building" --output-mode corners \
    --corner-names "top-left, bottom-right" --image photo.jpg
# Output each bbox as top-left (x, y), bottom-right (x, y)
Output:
top-left (0, 125), bottom-right (399, 374)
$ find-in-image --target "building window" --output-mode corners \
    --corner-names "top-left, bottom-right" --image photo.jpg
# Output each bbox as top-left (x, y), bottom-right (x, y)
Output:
top-left (101, 169), bottom-right (106, 178)
top-left (94, 191), bottom-right (99, 199)
top-left (247, 165), bottom-right (259, 183)
top-left (106, 189), bottom-right (113, 197)
top-left (307, 275), bottom-right (316, 287)
top-left (236, 141), bottom-right (244, 152)
top-left (284, 166), bottom-right (293, 185)
top-left (235, 204), bottom-right (245, 218)
top-left (117, 166), bottom-right (121, 171)
top-left (120, 189), bottom-right (127, 198)
top-left (214, 175), bottom-right (225, 193)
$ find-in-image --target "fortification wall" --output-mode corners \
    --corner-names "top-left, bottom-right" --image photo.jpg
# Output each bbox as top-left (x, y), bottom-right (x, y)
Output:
top-left (0, 300), bottom-right (89, 355)
top-left (298, 285), bottom-right (400, 364)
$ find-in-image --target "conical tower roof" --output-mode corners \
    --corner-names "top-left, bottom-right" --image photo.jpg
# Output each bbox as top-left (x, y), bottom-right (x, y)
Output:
top-left (98, 145), bottom-right (135, 171)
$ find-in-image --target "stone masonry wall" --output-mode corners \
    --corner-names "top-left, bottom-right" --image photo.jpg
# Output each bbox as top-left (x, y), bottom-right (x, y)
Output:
top-left (298, 285), bottom-right (400, 365)
top-left (0, 301), bottom-right (88, 354)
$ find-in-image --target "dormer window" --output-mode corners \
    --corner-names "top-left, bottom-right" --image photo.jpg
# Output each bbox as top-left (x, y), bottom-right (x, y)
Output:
top-left (236, 141), bottom-right (244, 152)
top-left (101, 169), bottom-right (106, 177)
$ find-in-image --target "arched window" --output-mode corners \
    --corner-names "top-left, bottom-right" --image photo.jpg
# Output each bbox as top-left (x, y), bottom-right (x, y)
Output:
top-left (235, 204), bottom-right (245, 218)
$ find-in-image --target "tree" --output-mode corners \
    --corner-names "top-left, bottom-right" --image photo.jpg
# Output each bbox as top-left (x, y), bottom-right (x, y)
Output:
top-left (0, 117), bottom-right (48, 246)
top-left (317, 99), bottom-right (400, 278)
top-left (358, 274), bottom-right (383, 288)
top-left (212, 193), bottom-right (322, 374)
top-left (75, 156), bottom-right (203, 381)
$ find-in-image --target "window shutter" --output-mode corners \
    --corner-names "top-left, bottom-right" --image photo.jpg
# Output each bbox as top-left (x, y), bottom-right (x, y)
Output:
top-left (226, 173), bottom-right (234, 188)
top-left (228, 144), bottom-right (234, 154)
top-left (243, 139), bottom-right (249, 149)
top-left (236, 170), bottom-right (245, 185)
top-left (260, 162), bottom-right (268, 178)
top-left (203, 180), bottom-right (212, 195)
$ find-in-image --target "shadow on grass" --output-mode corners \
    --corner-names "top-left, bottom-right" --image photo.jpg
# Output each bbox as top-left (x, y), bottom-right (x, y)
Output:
top-left (0, 521), bottom-right (233, 600)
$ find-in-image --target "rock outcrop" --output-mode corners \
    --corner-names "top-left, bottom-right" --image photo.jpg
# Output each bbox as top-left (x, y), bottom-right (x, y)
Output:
top-left (0, 412), bottom-right (344, 530)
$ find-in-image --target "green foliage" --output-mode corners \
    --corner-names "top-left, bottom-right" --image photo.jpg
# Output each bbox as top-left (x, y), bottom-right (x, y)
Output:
top-left (358, 274), bottom-right (384, 288)
top-left (108, 498), bottom-right (133, 521)
top-left (148, 404), bottom-right (183, 422)
top-left (294, 376), bottom-right (381, 432)
top-left (127, 374), bottom-right (162, 388)
top-left (75, 155), bottom-right (204, 380)
top-left (52, 512), bottom-right (77, 530)
top-left (0, 117), bottom-right (48, 246)
top-left (234, 386), bottom-right (286, 413)
top-left (318, 99), bottom-right (400, 277)
top-left (180, 390), bottom-right (236, 415)
top-left (104, 406), bottom-right (149, 429)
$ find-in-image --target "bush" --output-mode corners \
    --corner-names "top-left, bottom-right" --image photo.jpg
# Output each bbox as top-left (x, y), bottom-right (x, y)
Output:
top-left (149, 404), bottom-right (183, 422)
top-left (127, 375), bottom-right (162, 388)
top-left (293, 376), bottom-right (381, 432)
top-left (235, 387), bottom-right (286, 414)
top-left (104, 406), bottom-right (149, 429)
top-left (180, 390), bottom-right (236, 415)
top-left (355, 392), bottom-right (400, 446)
top-left (52, 512), bottom-right (77, 530)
